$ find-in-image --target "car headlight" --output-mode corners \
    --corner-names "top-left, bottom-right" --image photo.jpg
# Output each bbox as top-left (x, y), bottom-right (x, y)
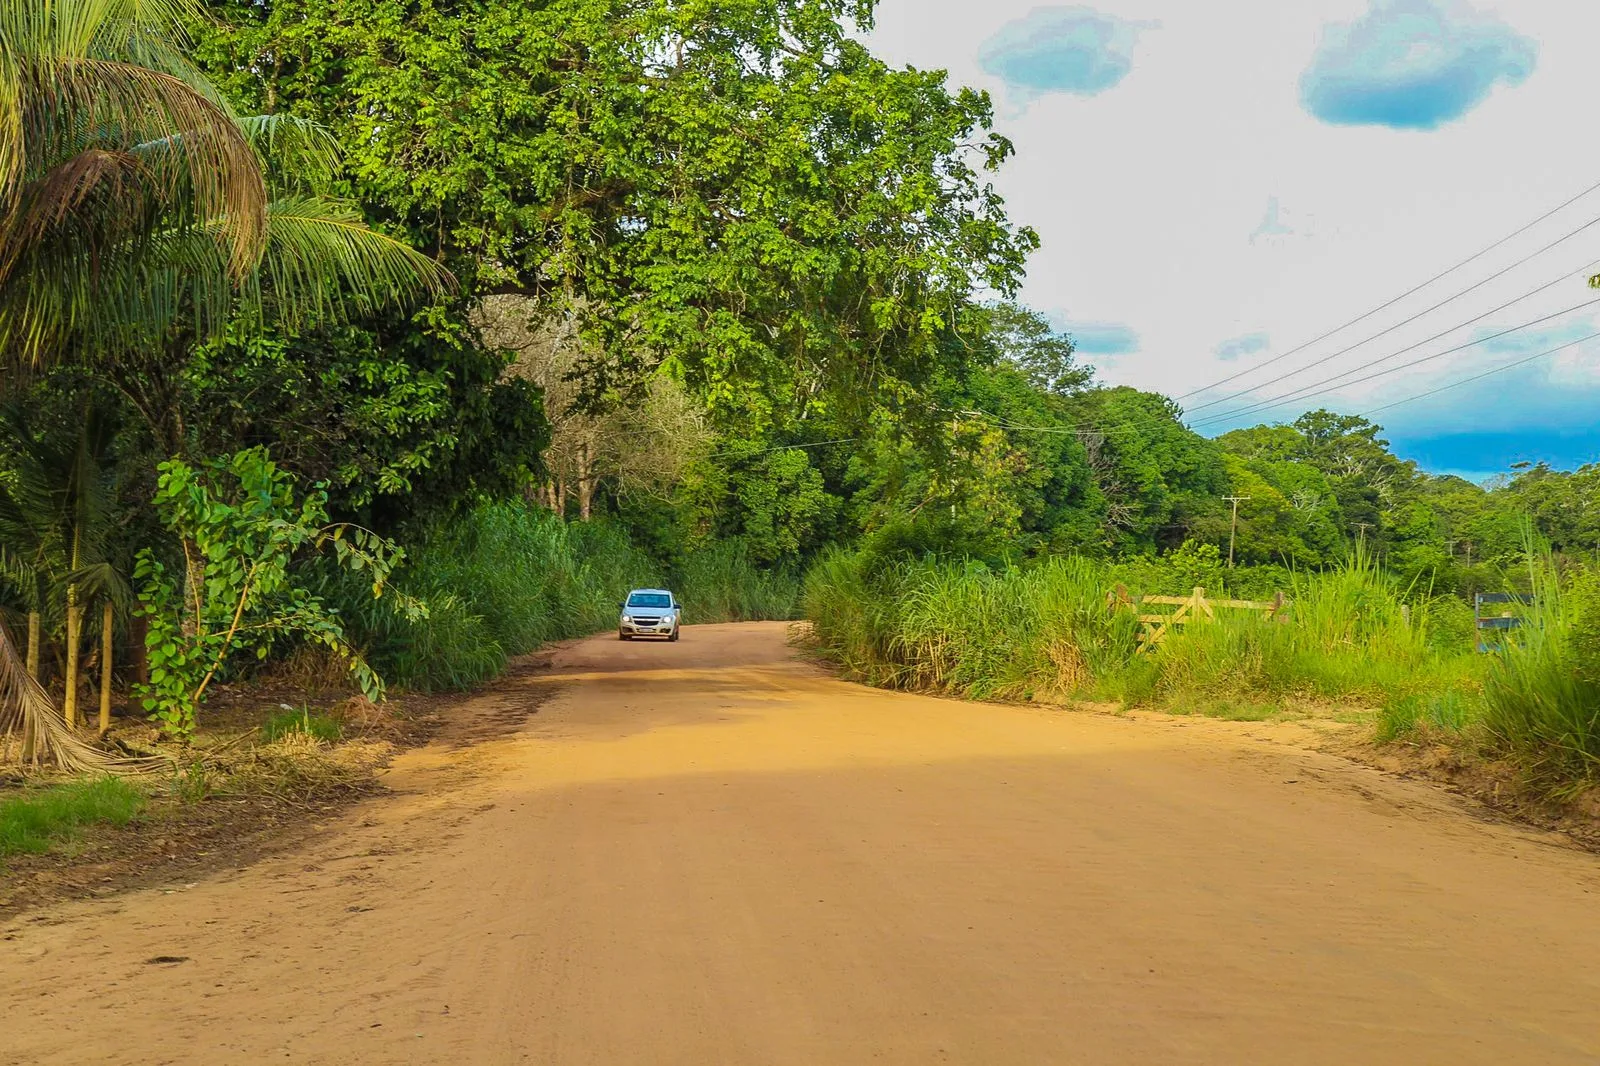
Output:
top-left (622, 615), bottom-right (633, 623)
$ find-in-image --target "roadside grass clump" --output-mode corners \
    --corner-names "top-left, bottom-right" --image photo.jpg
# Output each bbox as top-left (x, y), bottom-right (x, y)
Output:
top-left (674, 539), bottom-right (799, 623)
top-left (0, 777), bottom-right (146, 857)
top-left (805, 551), bottom-right (1137, 701)
top-left (1376, 688), bottom-right (1479, 744)
top-left (262, 706), bottom-right (343, 744)
top-left (1477, 559), bottom-right (1600, 790)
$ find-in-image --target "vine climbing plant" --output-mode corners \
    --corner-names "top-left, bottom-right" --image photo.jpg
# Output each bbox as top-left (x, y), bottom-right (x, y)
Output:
top-left (135, 449), bottom-right (422, 739)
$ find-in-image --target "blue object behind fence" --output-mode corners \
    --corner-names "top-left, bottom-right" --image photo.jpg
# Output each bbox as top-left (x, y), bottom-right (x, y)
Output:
top-left (1474, 592), bottom-right (1534, 653)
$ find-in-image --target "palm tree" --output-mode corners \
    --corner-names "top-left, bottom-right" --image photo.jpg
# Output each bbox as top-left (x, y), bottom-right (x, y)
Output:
top-left (0, 402), bottom-right (130, 729)
top-left (0, 0), bottom-right (452, 761)
top-left (0, 0), bottom-right (450, 368)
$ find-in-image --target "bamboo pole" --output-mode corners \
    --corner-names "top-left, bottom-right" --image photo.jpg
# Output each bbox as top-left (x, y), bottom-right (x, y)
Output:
top-left (25, 610), bottom-right (40, 679)
top-left (99, 600), bottom-right (114, 736)
top-left (63, 592), bottom-right (81, 727)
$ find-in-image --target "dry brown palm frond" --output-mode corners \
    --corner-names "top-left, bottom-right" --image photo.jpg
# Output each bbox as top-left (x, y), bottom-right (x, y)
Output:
top-left (6, 55), bottom-right (267, 273)
top-left (0, 616), bottom-right (164, 774)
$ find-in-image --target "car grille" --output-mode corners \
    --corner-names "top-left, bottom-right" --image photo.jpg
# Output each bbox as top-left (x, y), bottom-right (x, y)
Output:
top-left (633, 616), bottom-right (661, 625)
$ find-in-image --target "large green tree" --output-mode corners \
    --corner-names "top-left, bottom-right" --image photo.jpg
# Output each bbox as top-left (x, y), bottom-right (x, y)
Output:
top-left (196, 0), bottom-right (1036, 424)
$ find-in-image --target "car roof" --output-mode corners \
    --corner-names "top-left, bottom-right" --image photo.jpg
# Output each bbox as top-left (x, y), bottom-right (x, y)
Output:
top-left (627, 588), bottom-right (675, 596)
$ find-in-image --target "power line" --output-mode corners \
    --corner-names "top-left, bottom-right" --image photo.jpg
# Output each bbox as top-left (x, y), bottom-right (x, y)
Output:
top-left (1359, 329), bottom-right (1600, 419)
top-left (1188, 295), bottom-right (1600, 430)
top-left (965, 298), bottom-right (1600, 444)
top-left (1190, 256), bottom-right (1600, 425)
top-left (707, 437), bottom-right (859, 459)
top-left (1183, 217), bottom-right (1600, 419)
top-left (1172, 176), bottom-right (1600, 403)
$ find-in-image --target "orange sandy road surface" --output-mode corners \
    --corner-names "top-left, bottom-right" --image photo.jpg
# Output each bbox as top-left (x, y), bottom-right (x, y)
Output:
top-left (3, 622), bottom-right (1600, 1065)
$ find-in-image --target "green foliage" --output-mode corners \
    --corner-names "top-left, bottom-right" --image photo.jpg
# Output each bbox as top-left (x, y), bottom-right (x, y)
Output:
top-left (0, 777), bottom-right (146, 858)
top-left (177, 313), bottom-right (550, 525)
top-left (135, 449), bottom-right (410, 737)
top-left (197, 0), bottom-right (1035, 423)
top-left (682, 444), bottom-right (838, 565)
top-left (1069, 387), bottom-right (1229, 553)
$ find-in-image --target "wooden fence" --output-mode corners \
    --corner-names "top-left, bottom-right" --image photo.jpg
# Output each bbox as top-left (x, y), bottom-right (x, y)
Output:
top-left (1106, 585), bottom-right (1289, 655)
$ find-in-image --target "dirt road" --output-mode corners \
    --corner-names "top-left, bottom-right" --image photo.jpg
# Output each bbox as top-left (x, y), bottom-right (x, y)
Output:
top-left (4, 623), bottom-right (1600, 1065)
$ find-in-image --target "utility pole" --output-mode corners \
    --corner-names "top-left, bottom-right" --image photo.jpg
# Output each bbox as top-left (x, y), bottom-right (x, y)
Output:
top-left (1224, 496), bottom-right (1251, 568)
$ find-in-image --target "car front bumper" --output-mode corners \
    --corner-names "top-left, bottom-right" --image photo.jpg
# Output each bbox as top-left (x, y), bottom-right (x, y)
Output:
top-left (621, 619), bottom-right (676, 636)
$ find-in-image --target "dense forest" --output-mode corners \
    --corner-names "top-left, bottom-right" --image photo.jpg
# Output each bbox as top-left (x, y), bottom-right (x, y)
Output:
top-left (1, 0), bottom-right (1597, 784)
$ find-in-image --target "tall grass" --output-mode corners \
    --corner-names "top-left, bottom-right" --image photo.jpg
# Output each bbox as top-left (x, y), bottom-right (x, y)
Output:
top-left (329, 502), bottom-right (659, 690)
top-left (674, 539), bottom-right (800, 624)
top-left (1477, 559), bottom-right (1600, 787)
top-left (806, 548), bottom-right (1473, 710)
top-left (805, 551), bottom-right (1138, 701)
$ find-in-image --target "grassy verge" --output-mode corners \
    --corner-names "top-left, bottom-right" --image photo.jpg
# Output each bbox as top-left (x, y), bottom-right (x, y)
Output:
top-left (804, 547), bottom-right (1600, 800)
top-left (0, 777), bottom-right (147, 858)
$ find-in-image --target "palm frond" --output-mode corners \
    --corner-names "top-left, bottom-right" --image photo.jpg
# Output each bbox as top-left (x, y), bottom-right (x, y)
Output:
top-left (14, 56), bottom-right (266, 267)
top-left (0, 614), bottom-right (118, 772)
top-left (237, 114), bottom-right (342, 193)
top-left (0, 613), bottom-right (167, 772)
top-left (244, 195), bottom-right (455, 329)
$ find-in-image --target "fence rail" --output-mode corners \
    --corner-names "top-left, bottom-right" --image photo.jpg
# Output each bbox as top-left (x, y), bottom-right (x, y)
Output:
top-left (1107, 585), bottom-right (1289, 655)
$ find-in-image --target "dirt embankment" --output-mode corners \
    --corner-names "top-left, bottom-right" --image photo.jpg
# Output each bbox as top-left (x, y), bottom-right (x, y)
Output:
top-left (4, 623), bottom-right (1599, 1065)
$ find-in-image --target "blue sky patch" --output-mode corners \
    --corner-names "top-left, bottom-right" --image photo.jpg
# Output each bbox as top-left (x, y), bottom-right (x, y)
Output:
top-left (1472, 316), bottom-right (1596, 355)
top-left (1215, 333), bottom-right (1271, 361)
top-left (1066, 321), bottom-right (1141, 357)
top-left (978, 7), bottom-right (1152, 102)
top-left (1300, 0), bottom-right (1537, 130)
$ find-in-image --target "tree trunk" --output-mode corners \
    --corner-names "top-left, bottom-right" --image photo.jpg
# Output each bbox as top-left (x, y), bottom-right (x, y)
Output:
top-left (555, 476), bottom-right (567, 518)
top-left (577, 442), bottom-right (594, 521)
top-left (25, 610), bottom-right (40, 680)
top-left (63, 591), bottom-right (81, 728)
top-left (99, 601), bottom-right (114, 736)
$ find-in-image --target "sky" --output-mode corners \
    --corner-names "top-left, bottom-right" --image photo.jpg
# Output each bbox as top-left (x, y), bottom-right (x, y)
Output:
top-left (865, 0), bottom-right (1600, 481)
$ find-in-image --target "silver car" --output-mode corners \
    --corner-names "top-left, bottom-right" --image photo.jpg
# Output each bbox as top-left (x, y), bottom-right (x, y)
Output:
top-left (618, 588), bottom-right (682, 641)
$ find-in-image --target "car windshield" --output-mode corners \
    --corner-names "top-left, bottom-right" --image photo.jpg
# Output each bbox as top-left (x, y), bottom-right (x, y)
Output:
top-left (627, 593), bottom-right (672, 609)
